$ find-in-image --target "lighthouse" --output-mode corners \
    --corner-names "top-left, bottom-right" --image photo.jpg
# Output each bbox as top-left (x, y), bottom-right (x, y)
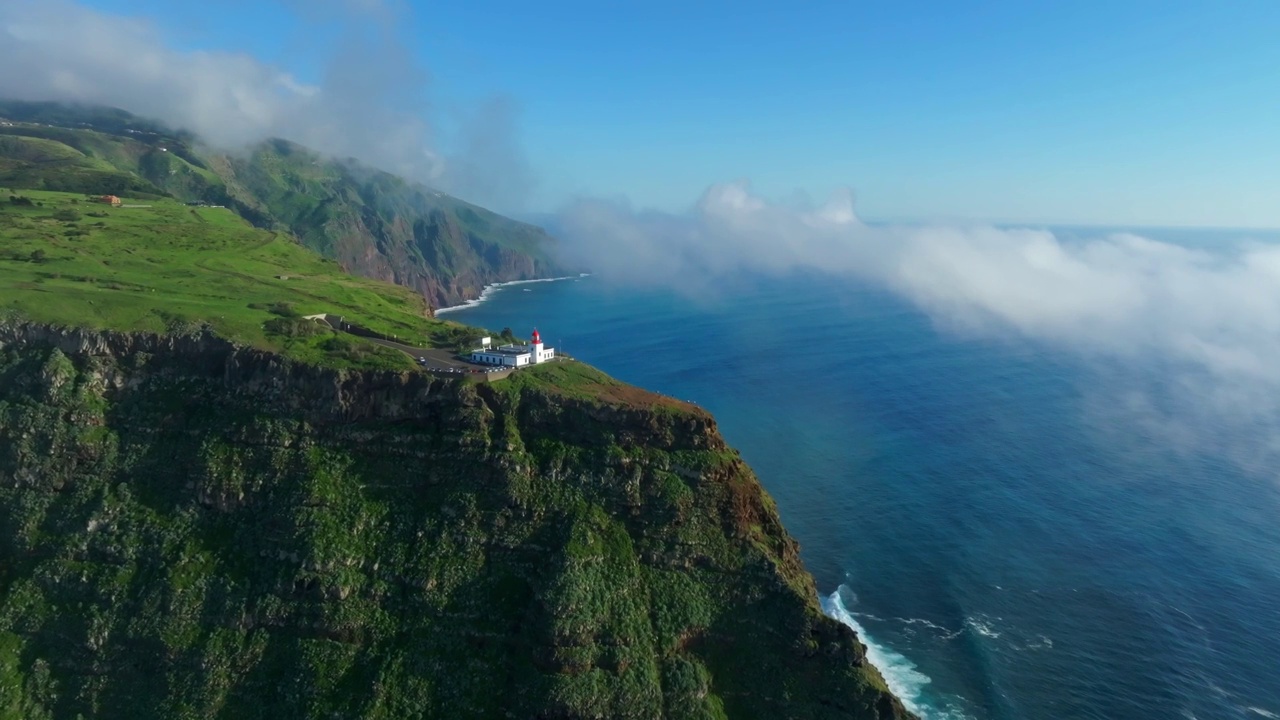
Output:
top-left (531, 328), bottom-right (554, 363)
top-left (467, 327), bottom-right (555, 367)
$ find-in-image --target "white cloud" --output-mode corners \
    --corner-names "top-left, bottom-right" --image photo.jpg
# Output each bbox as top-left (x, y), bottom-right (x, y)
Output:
top-left (558, 181), bottom-right (1280, 469)
top-left (0, 0), bottom-right (532, 209)
top-left (562, 180), bottom-right (1280, 381)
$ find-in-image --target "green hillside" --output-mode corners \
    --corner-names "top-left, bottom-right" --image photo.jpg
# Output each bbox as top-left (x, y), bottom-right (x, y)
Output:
top-left (201, 140), bottom-right (564, 308)
top-left (0, 134), bottom-right (163, 197)
top-left (0, 189), bottom-right (471, 370)
top-left (0, 100), bottom-right (567, 309)
top-left (0, 100), bottom-right (179, 137)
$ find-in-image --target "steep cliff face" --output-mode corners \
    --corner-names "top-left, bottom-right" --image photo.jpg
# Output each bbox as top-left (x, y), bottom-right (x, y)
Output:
top-left (206, 142), bottom-right (567, 310)
top-left (0, 324), bottom-right (911, 720)
top-left (320, 198), bottom-right (558, 311)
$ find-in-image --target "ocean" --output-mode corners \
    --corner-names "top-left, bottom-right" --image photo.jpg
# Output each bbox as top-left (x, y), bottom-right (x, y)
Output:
top-left (444, 248), bottom-right (1280, 719)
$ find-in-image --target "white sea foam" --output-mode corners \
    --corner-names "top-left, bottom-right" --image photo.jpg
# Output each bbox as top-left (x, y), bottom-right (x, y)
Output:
top-left (1246, 707), bottom-right (1280, 719)
top-left (899, 617), bottom-right (948, 632)
top-left (890, 616), bottom-right (964, 642)
top-left (1026, 635), bottom-right (1053, 650)
top-left (434, 274), bottom-right (587, 315)
top-left (965, 616), bottom-right (1002, 639)
top-left (823, 587), bottom-right (974, 720)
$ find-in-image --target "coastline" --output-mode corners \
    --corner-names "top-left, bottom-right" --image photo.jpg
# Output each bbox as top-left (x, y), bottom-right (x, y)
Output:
top-left (431, 273), bottom-right (924, 718)
top-left (424, 270), bottom-right (936, 717)
top-left (824, 588), bottom-right (965, 719)
top-left (435, 274), bottom-right (588, 315)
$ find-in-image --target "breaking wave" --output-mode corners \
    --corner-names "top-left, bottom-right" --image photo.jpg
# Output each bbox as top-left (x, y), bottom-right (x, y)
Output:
top-left (822, 587), bottom-right (974, 720)
top-left (435, 274), bottom-right (586, 314)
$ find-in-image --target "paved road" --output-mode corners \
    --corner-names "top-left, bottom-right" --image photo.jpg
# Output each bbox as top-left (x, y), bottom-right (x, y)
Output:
top-left (312, 314), bottom-right (473, 370)
top-left (359, 338), bottom-right (518, 379)
top-left (364, 338), bottom-right (477, 369)
top-left (322, 320), bottom-right (519, 378)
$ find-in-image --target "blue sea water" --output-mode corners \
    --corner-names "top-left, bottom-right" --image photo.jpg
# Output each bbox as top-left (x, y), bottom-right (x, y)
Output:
top-left (446, 259), bottom-right (1280, 719)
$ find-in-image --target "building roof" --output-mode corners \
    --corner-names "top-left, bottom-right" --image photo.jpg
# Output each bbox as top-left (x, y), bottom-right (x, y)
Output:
top-left (474, 345), bottom-right (531, 357)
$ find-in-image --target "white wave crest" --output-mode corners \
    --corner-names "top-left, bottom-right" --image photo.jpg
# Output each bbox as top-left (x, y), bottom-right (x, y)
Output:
top-left (965, 615), bottom-right (1002, 639)
top-left (435, 274), bottom-right (586, 315)
top-left (822, 587), bottom-right (974, 720)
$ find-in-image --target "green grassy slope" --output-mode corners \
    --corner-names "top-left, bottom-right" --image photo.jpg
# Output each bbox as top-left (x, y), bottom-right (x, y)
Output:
top-left (0, 133), bottom-right (164, 196)
top-left (0, 189), bottom-right (475, 370)
top-left (0, 100), bottom-right (568, 308)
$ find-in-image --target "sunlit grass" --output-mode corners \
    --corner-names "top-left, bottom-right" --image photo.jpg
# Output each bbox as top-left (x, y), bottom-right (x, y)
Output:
top-left (0, 189), bottom-right (476, 369)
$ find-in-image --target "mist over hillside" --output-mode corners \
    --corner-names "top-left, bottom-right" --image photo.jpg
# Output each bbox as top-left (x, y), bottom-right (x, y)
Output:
top-left (0, 0), bottom-right (534, 213)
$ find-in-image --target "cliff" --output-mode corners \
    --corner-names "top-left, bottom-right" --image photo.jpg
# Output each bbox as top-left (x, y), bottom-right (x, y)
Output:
top-left (203, 140), bottom-right (568, 310)
top-left (0, 323), bottom-right (912, 719)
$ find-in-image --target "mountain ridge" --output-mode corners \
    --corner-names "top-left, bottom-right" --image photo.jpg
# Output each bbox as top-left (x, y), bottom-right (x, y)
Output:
top-left (0, 99), bottom-right (568, 309)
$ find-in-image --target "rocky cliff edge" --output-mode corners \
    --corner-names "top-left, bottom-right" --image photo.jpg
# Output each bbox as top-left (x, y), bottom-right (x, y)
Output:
top-left (0, 322), bottom-right (912, 720)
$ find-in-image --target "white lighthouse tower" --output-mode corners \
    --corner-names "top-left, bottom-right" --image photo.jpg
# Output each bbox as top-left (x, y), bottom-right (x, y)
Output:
top-left (532, 328), bottom-right (555, 364)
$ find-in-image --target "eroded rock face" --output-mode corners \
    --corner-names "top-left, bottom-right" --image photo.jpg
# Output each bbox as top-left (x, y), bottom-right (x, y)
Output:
top-left (210, 146), bottom-right (570, 311)
top-left (0, 324), bottom-right (913, 720)
top-left (323, 204), bottom-right (561, 310)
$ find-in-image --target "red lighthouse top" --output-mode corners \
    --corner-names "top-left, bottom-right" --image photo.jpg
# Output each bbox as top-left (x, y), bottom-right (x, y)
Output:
top-left (531, 328), bottom-right (541, 344)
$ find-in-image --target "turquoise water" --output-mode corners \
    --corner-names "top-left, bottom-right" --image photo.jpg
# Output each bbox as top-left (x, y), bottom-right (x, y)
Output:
top-left (446, 269), bottom-right (1280, 720)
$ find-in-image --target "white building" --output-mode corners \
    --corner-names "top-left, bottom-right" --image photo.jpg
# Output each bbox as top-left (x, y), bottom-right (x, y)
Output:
top-left (469, 329), bottom-right (555, 367)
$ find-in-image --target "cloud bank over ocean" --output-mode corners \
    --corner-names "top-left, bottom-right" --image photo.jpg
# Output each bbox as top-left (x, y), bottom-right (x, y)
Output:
top-left (559, 182), bottom-right (1280, 470)
top-left (0, 0), bottom-right (533, 210)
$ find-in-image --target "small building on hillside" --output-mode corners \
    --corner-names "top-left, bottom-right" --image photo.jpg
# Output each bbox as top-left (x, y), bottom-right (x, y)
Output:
top-left (98, 195), bottom-right (122, 206)
top-left (469, 328), bottom-right (555, 368)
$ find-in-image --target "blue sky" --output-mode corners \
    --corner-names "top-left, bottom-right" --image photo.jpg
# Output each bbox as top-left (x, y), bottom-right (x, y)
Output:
top-left (68, 1), bottom-right (1280, 226)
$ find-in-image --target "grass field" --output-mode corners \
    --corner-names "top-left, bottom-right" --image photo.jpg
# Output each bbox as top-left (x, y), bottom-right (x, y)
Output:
top-left (0, 189), bottom-right (473, 370)
top-left (494, 359), bottom-right (698, 412)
